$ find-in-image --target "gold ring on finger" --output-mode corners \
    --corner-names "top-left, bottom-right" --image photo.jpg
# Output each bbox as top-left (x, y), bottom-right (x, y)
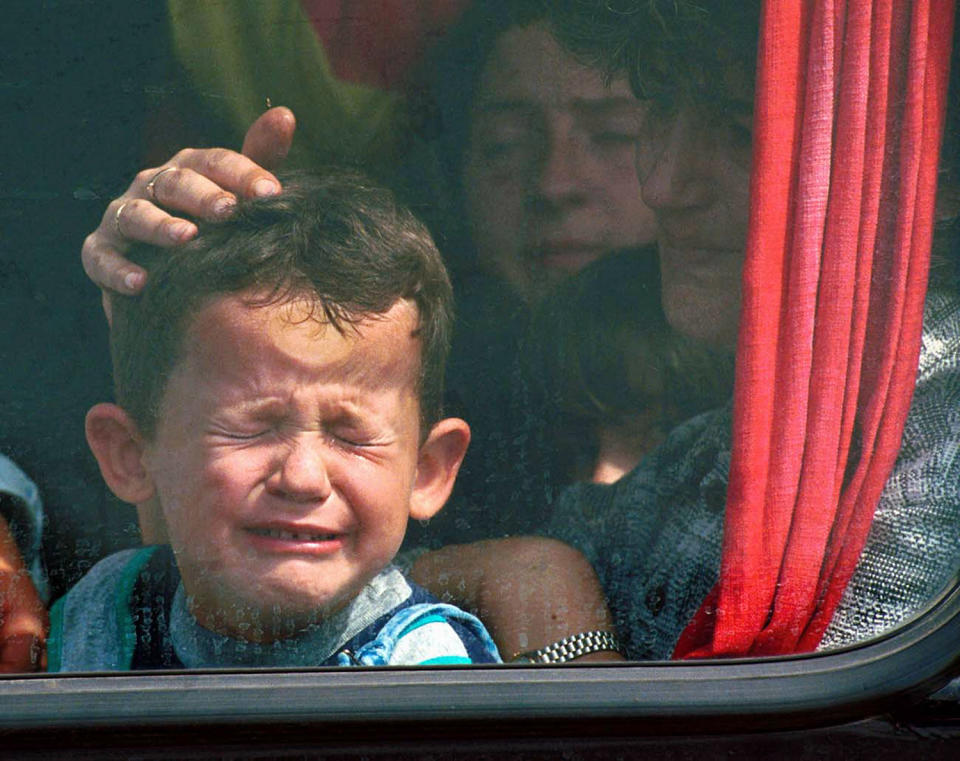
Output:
top-left (145, 166), bottom-right (178, 201)
top-left (114, 201), bottom-right (130, 236)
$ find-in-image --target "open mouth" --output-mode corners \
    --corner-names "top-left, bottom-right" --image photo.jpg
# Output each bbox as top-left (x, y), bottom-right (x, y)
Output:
top-left (248, 527), bottom-right (339, 543)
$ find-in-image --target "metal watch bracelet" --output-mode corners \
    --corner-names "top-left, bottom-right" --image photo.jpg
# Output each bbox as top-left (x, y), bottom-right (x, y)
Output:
top-left (510, 630), bottom-right (623, 664)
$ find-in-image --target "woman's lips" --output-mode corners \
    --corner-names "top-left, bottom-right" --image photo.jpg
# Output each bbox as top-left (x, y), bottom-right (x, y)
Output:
top-left (532, 243), bottom-right (606, 273)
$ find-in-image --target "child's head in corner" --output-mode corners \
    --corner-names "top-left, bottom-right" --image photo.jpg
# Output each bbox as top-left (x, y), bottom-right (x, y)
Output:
top-left (526, 249), bottom-right (735, 485)
top-left (85, 170), bottom-right (470, 643)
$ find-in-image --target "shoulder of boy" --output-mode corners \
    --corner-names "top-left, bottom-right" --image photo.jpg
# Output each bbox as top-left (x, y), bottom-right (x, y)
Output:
top-left (343, 597), bottom-right (501, 666)
top-left (47, 547), bottom-right (156, 672)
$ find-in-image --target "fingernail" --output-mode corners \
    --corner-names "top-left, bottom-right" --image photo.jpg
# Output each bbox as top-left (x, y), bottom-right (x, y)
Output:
top-left (123, 271), bottom-right (144, 292)
top-left (253, 179), bottom-right (280, 197)
top-left (168, 221), bottom-right (195, 241)
top-left (212, 197), bottom-right (236, 218)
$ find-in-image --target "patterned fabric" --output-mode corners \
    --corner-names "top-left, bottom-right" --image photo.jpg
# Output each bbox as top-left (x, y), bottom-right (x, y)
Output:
top-left (545, 287), bottom-right (960, 660)
top-left (819, 287), bottom-right (960, 650)
top-left (47, 546), bottom-right (499, 671)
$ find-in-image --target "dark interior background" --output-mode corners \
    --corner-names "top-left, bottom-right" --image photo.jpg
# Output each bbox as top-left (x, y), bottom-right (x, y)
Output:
top-left (2, 2), bottom-right (237, 598)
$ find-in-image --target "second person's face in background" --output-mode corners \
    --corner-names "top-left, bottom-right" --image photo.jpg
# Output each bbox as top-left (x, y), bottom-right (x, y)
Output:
top-left (460, 21), bottom-right (657, 303)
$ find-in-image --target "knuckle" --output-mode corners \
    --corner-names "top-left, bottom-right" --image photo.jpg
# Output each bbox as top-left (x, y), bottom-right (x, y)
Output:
top-left (134, 167), bottom-right (160, 187)
top-left (83, 247), bottom-right (108, 283)
top-left (200, 147), bottom-right (233, 174)
top-left (104, 198), bottom-right (125, 220)
top-left (80, 237), bottom-right (98, 275)
top-left (172, 147), bottom-right (195, 165)
top-left (126, 198), bottom-right (150, 217)
top-left (81, 232), bottom-right (96, 260)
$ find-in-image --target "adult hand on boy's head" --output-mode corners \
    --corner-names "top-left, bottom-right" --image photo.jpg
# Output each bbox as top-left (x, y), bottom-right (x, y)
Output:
top-left (0, 517), bottom-right (47, 672)
top-left (81, 107), bottom-right (296, 311)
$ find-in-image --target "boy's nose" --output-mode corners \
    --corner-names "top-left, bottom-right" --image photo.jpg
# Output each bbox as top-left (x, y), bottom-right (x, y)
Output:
top-left (270, 435), bottom-right (332, 504)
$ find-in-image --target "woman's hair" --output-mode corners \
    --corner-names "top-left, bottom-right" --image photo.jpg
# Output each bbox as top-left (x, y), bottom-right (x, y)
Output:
top-left (549, 0), bottom-right (762, 104)
top-left (526, 249), bottom-right (735, 472)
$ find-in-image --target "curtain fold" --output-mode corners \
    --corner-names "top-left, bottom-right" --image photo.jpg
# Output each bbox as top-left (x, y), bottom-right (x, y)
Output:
top-left (674, 0), bottom-right (954, 659)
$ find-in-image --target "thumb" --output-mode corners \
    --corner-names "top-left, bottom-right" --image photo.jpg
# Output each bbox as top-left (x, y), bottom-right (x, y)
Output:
top-left (241, 107), bottom-right (297, 170)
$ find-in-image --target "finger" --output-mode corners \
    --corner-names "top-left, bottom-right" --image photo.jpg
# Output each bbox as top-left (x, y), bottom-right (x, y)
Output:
top-left (136, 167), bottom-right (239, 223)
top-left (102, 290), bottom-right (114, 325)
top-left (0, 634), bottom-right (43, 673)
top-left (81, 238), bottom-right (147, 295)
top-left (112, 197), bottom-right (199, 247)
top-left (169, 146), bottom-right (282, 202)
top-left (241, 106), bottom-right (296, 169)
top-left (82, 198), bottom-right (196, 295)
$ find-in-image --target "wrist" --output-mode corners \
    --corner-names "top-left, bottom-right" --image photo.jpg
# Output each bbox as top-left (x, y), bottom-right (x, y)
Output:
top-left (510, 630), bottom-right (623, 664)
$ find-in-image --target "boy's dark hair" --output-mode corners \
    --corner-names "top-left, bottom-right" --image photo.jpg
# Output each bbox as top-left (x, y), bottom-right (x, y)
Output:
top-left (111, 169), bottom-right (454, 438)
top-left (549, 0), bottom-right (762, 104)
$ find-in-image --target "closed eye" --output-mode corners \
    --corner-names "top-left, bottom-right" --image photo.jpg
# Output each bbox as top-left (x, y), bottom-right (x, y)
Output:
top-left (221, 431), bottom-right (269, 440)
top-left (208, 424), bottom-right (274, 442)
top-left (327, 431), bottom-right (376, 450)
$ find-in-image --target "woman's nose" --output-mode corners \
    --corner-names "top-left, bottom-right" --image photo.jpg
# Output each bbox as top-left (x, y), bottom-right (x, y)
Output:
top-left (638, 110), bottom-right (713, 213)
top-left (532, 116), bottom-right (590, 209)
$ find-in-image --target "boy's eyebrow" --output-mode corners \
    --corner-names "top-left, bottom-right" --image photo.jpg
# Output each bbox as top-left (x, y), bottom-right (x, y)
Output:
top-left (216, 395), bottom-right (378, 422)
top-left (216, 397), bottom-right (287, 418)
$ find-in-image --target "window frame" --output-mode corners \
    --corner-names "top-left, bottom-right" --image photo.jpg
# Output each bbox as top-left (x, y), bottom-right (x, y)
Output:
top-left (4, 573), bottom-right (960, 745)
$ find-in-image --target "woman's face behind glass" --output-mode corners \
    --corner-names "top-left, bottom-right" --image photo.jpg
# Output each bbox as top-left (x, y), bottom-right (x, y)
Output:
top-left (460, 21), bottom-right (656, 303)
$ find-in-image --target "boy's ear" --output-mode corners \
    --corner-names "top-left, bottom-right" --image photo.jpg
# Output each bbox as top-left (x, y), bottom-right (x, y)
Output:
top-left (85, 403), bottom-right (156, 505)
top-left (409, 417), bottom-right (471, 522)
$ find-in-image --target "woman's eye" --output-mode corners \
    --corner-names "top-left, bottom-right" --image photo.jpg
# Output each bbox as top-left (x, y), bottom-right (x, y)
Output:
top-left (476, 135), bottom-right (537, 168)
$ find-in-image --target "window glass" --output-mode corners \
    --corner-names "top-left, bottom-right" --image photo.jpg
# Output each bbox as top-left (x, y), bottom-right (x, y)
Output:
top-left (2, 0), bottom-right (959, 680)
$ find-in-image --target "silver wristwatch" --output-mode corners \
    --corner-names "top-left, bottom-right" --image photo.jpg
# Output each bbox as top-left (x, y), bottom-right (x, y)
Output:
top-left (510, 630), bottom-right (623, 664)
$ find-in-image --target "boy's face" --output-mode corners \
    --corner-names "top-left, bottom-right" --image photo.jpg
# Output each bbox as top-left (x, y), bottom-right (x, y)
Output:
top-left (142, 294), bottom-right (426, 640)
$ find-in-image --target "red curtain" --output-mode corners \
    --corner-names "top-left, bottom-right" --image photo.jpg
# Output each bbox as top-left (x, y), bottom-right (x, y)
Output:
top-left (675, 0), bottom-right (955, 659)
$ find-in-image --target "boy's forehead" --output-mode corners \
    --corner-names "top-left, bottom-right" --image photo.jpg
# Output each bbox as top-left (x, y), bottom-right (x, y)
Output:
top-left (182, 293), bottom-right (422, 378)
